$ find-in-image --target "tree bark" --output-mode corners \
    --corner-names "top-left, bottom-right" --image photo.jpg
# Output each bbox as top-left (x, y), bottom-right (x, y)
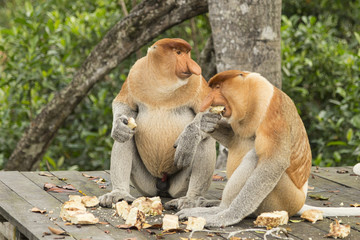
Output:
top-left (208, 0), bottom-right (282, 87)
top-left (5, 0), bottom-right (208, 171)
top-left (198, 36), bottom-right (217, 81)
top-left (208, 0), bottom-right (282, 169)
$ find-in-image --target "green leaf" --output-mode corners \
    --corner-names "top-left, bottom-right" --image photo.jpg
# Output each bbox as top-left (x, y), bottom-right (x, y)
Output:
top-left (351, 115), bottom-right (360, 129)
top-left (309, 194), bottom-right (329, 200)
top-left (355, 32), bottom-right (360, 44)
top-left (24, 1), bottom-right (34, 17)
top-left (347, 128), bottom-right (353, 142)
top-left (327, 141), bottom-right (347, 146)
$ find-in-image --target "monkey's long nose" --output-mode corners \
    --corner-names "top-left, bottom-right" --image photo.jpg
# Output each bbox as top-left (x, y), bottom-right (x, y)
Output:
top-left (187, 58), bottom-right (201, 76)
top-left (200, 94), bottom-right (214, 112)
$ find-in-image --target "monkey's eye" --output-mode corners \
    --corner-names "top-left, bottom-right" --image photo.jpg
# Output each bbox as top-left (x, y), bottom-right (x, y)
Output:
top-left (176, 50), bottom-right (181, 55)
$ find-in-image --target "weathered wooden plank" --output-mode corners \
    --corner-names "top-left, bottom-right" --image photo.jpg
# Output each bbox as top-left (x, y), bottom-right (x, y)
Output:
top-left (85, 171), bottom-right (264, 239)
top-left (21, 171), bottom-right (144, 240)
top-left (311, 166), bottom-right (360, 191)
top-left (1, 171), bottom-right (115, 240)
top-left (307, 173), bottom-right (360, 234)
top-left (47, 171), bottom-right (150, 240)
top-left (0, 177), bottom-right (67, 240)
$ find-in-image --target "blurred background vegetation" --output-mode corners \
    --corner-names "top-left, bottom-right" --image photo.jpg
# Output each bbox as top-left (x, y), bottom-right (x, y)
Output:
top-left (0, 0), bottom-right (359, 170)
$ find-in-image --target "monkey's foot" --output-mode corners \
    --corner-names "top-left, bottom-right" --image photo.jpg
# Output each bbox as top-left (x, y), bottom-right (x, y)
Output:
top-left (98, 190), bottom-right (136, 208)
top-left (176, 206), bottom-right (224, 219)
top-left (164, 196), bottom-right (219, 210)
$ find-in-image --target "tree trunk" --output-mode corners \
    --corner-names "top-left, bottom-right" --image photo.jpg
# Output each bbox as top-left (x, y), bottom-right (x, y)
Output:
top-left (198, 36), bottom-right (216, 81)
top-left (208, 0), bottom-right (282, 169)
top-left (5, 0), bottom-right (208, 171)
top-left (208, 0), bottom-right (282, 87)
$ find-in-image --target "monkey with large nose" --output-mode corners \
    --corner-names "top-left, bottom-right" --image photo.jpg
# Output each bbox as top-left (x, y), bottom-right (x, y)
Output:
top-left (99, 38), bottom-right (216, 210)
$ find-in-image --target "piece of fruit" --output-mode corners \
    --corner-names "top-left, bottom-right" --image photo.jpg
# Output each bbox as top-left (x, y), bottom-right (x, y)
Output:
top-left (300, 209), bottom-right (323, 223)
top-left (209, 106), bottom-right (225, 114)
top-left (254, 211), bottom-right (289, 228)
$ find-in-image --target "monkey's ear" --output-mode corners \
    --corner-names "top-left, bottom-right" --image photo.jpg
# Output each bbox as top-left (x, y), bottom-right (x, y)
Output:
top-left (187, 58), bottom-right (201, 76)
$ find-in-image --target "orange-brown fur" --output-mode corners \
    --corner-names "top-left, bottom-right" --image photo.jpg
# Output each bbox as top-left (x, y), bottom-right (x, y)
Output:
top-left (202, 70), bottom-right (312, 215)
top-left (113, 38), bottom-right (210, 178)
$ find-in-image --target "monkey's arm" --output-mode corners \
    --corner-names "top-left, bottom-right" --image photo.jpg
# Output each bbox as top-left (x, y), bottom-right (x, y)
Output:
top-left (111, 100), bottom-right (137, 143)
top-left (173, 111), bottom-right (210, 168)
top-left (200, 112), bottom-right (234, 148)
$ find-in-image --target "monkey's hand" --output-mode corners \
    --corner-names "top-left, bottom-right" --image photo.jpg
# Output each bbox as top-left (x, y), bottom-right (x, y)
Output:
top-left (200, 112), bottom-right (222, 133)
top-left (98, 189), bottom-right (136, 208)
top-left (164, 196), bottom-right (220, 210)
top-left (174, 123), bottom-right (201, 168)
top-left (111, 115), bottom-right (135, 143)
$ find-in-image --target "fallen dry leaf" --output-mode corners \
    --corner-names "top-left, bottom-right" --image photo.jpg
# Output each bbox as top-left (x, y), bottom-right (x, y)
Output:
top-left (309, 194), bottom-right (329, 200)
top-left (350, 203), bottom-right (360, 207)
top-left (116, 224), bottom-right (135, 229)
top-left (44, 183), bottom-right (78, 193)
top-left (31, 207), bottom-right (47, 214)
top-left (48, 226), bottom-right (69, 236)
top-left (212, 174), bottom-right (225, 181)
top-left (39, 172), bottom-right (53, 177)
top-left (336, 169), bottom-right (349, 174)
top-left (82, 173), bottom-right (93, 178)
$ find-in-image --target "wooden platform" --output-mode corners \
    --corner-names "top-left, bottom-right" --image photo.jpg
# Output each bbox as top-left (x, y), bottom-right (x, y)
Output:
top-left (0, 167), bottom-right (359, 240)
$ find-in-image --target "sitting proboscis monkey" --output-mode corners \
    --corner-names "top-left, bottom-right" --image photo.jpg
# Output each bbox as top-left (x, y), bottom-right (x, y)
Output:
top-left (99, 38), bottom-right (217, 210)
top-left (177, 70), bottom-right (360, 227)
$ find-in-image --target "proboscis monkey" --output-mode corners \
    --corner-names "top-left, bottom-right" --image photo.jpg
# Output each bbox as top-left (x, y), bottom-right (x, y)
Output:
top-left (98, 38), bottom-right (217, 210)
top-left (177, 70), bottom-right (360, 227)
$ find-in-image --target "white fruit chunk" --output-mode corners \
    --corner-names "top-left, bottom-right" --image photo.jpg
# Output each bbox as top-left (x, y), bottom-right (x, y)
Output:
top-left (70, 212), bottom-right (99, 224)
top-left (300, 209), bottom-right (323, 223)
top-left (81, 196), bottom-right (100, 208)
top-left (326, 220), bottom-right (350, 239)
top-left (127, 117), bottom-right (137, 130)
top-left (254, 211), bottom-right (289, 228)
top-left (186, 217), bottom-right (206, 231)
top-left (115, 201), bottom-right (130, 220)
top-left (162, 214), bottom-right (179, 230)
top-left (209, 106), bottom-right (225, 114)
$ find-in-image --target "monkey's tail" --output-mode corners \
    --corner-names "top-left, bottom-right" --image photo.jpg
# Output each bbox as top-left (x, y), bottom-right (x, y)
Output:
top-left (297, 204), bottom-right (360, 217)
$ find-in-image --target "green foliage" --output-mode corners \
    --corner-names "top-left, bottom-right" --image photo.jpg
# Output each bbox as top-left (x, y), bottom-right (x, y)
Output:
top-left (281, 15), bottom-right (360, 166)
top-left (0, 0), bottom-right (210, 170)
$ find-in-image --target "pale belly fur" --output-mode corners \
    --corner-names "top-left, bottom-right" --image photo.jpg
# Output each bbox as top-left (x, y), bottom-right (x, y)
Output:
top-left (134, 107), bottom-right (194, 178)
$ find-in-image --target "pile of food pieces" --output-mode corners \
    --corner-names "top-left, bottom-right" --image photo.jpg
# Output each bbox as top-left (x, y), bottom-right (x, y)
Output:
top-left (58, 195), bottom-right (351, 238)
top-left (115, 196), bottom-right (206, 231)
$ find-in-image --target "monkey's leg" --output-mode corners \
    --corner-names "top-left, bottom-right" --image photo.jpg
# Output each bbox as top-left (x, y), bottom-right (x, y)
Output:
top-left (165, 137), bottom-right (217, 210)
top-left (254, 173), bottom-right (306, 217)
top-left (177, 149), bottom-right (258, 219)
top-left (201, 156), bottom-right (288, 227)
top-left (99, 140), bottom-right (157, 207)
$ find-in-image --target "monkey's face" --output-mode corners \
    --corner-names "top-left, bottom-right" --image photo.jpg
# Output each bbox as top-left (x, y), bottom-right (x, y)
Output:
top-left (200, 84), bottom-right (232, 117)
top-left (148, 38), bottom-right (201, 80)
